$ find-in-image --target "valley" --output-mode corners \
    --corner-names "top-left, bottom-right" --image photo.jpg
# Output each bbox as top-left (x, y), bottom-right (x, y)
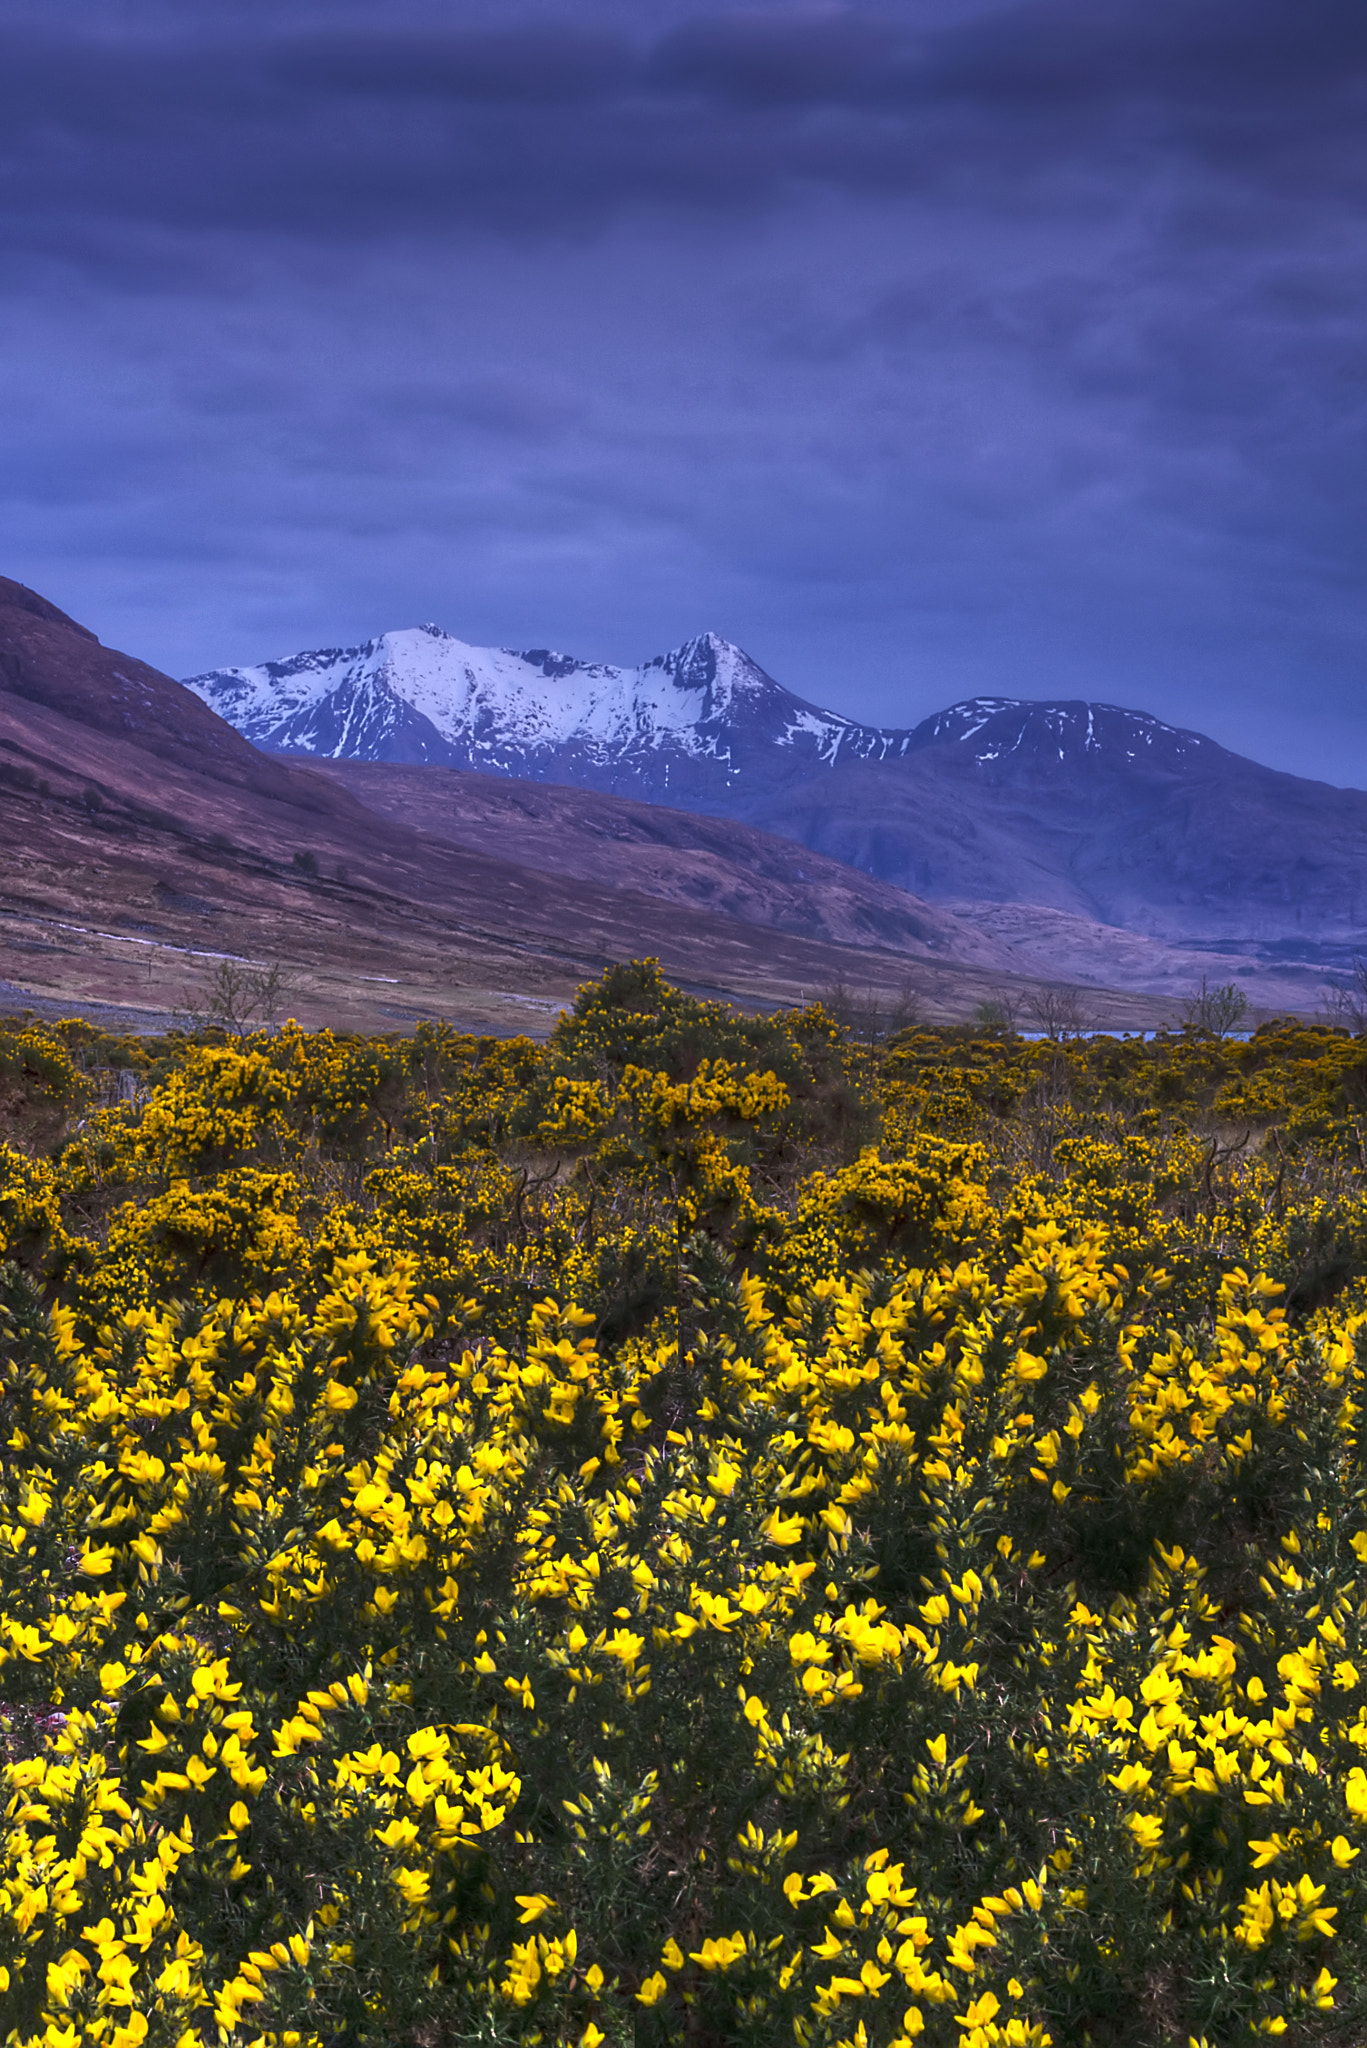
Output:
top-left (189, 621), bottom-right (1367, 1009)
top-left (307, 757), bottom-right (1335, 1014)
top-left (0, 578), bottom-right (1170, 1035)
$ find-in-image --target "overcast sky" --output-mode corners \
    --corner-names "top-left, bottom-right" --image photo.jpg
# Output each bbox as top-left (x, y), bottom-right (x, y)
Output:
top-left (3, 0), bottom-right (1366, 781)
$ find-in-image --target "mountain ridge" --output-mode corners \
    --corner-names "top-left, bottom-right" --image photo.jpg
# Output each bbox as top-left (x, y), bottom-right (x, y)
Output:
top-left (187, 627), bottom-right (908, 793)
top-left (186, 624), bottom-right (1221, 791)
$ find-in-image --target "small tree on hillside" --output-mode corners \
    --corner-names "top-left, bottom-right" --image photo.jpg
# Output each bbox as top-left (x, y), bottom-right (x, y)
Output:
top-left (972, 994), bottom-right (1018, 1036)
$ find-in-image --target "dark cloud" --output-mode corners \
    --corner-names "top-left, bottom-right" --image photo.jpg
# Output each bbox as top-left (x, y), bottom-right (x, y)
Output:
top-left (2, 0), bottom-right (1366, 785)
top-left (0, 0), bottom-right (1363, 244)
top-left (275, 25), bottom-right (633, 103)
top-left (648, 13), bottom-right (905, 105)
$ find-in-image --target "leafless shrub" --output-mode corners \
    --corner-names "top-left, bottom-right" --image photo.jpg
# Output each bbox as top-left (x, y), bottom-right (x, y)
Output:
top-left (1024, 985), bottom-right (1093, 1041)
top-left (1321, 955), bottom-right (1367, 1034)
top-left (1180, 976), bottom-right (1249, 1038)
top-left (176, 959), bottom-right (298, 1037)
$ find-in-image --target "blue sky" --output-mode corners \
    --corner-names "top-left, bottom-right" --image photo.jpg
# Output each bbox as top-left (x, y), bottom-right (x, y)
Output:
top-left (4, 0), bottom-right (1367, 781)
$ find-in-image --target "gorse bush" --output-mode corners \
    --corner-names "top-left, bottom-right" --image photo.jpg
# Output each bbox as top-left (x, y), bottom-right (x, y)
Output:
top-left (5, 972), bottom-right (1367, 2046)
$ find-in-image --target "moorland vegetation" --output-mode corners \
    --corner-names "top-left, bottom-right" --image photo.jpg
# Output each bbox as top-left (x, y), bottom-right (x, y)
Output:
top-left (4, 963), bottom-right (1367, 2045)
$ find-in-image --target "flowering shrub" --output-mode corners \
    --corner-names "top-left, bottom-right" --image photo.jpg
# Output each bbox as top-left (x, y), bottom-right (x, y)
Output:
top-left (3, 974), bottom-right (1367, 2045)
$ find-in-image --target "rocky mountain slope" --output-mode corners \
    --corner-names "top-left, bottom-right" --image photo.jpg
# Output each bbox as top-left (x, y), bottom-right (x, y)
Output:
top-left (188, 626), bottom-right (1367, 958)
top-left (3, 578), bottom-right (1157, 1033)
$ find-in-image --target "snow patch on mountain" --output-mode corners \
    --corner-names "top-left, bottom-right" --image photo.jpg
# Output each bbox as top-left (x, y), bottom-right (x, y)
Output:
top-left (916, 698), bottom-right (1208, 768)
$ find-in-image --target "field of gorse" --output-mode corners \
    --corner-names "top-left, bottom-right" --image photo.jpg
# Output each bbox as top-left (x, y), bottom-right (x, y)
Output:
top-left (5, 962), bottom-right (1367, 2046)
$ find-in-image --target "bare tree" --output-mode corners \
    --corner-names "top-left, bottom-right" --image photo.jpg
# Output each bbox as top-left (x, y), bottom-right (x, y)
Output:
top-left (1180, 976), bottom-right (1249, 1039)
top-left (972, 994), bottom-right (1018, 1035)
top-left (818, 977), bottom-right (922, 1044)
top-left (248, 962), bottom-right (296, 1030)
top-left (1321, 955), bottom-right (1367, 1034)
top-left (177, 959), bottom-right (299, 1036)
top-left (1025, 985), bottom-right (1093, 1041)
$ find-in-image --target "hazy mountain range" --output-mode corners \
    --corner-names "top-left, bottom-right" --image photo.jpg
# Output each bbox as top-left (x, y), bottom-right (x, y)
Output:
top-left (0, 576), bottom-right (1355, 1037)
top-left (189, 624), bottom-right (1367, 956)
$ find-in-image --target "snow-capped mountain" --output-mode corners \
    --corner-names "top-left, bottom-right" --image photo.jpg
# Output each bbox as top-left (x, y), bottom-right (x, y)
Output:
top-left (183, 624), bottom-right (1211, 803)
top-left (183, 628), bottom-right (913, 801)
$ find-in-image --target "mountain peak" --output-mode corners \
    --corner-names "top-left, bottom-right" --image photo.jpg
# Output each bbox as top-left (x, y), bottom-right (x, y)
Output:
top-left (911, 696), bottom-right (1211, 770)
top-left (644, 631), bottom-right (774, 714)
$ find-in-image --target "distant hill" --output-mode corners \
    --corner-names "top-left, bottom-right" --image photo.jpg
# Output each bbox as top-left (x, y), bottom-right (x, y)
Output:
top-left (300, 757), bottom-right (998, 967)
top-left (187, 626), bottom-right (1367, 953)
top-left (741, 698), bottom-right (1367, 951)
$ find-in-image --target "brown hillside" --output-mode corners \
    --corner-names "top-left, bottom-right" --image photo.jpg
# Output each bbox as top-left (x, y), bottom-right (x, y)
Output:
top-left (306, 757), bottom-right (1327, 1016)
